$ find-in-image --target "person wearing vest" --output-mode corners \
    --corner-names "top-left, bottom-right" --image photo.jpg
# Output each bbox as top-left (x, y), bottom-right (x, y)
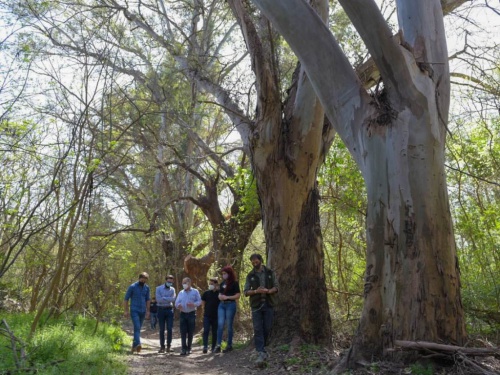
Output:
top-left (243, 254), bottom-right (278, 365)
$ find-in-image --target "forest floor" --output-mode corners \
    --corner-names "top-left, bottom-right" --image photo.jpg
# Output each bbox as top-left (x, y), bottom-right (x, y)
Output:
top-left (123, 320), bottom-right (500, 375)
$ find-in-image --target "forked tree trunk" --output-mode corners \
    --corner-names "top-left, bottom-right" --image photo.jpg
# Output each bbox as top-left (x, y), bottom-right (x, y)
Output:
top-left (235, 0), bottom-right (333, 344)
top-left (250, 0), bottom-right (467, 368)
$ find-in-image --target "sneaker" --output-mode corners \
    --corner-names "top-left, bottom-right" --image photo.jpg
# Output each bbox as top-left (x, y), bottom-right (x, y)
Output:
top-left (187, 350), bottom-right (191, 355)
top-left (158, 347), bottom-right (165, 354)
top-left (213, 346), bottom-right (221, 353)
top-left (180, 350), bottom-right (187, 356)
top-left (203, 347), bottom-right (208, 354)
top-left (136, 344), bottom-right (142, 353)
top-left (255, 351), bottom-right (267, 365)
top-left (166, 346), bottom-right (171, 352)
top-left (222, 346), bottom-right (233, 353)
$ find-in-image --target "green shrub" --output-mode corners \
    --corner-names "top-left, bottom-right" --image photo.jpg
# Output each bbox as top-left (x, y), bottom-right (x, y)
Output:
top-left (0, 312), bottom-right (129, 374)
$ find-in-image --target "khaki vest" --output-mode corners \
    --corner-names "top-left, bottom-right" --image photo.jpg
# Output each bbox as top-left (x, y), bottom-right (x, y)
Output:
top-left (246, 266), bottom-right (277, 308)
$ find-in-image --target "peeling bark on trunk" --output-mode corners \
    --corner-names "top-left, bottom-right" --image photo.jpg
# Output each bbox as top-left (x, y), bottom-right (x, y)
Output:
top-left (254, 155), bottom-right (333, 344)
top-left (234, 0), bottom-right (333, 344)
top-left (250, 0), bottom-right (467, 368)
top-left (346, 111), bottom-right (466, 365)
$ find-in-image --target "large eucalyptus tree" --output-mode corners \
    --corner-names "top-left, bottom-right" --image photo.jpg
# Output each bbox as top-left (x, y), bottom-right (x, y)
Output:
top-left (250, 0), bottom-right (468, 367)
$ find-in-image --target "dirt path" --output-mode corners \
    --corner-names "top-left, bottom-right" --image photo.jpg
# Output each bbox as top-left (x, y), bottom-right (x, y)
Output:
top-left (123, 322), bottom-right (500, 375)
top-left (123, 321), bottom-right (284, 375)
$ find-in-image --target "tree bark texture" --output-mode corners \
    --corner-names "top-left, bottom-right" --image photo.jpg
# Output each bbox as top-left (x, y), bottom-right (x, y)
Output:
top-left (250, 0), bottom-right (466, 367)
top-left (228, 0), bottom-right (333, 344)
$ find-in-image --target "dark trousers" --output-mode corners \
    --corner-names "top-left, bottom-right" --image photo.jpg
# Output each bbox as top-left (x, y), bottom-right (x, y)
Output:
top-left (150, 312), bottom-right (158, 329)
top-left (180, 311), bottom-right (196, 351)
top-left (252, 302), bottom-right (274, 353)
top-left (158, 307), bottom-right (174, 348)
top-left (202, 315), bottom-right (218, 350)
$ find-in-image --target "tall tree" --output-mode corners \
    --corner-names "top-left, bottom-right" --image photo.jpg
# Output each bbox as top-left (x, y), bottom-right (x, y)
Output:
top-left (249, 0), bottom-right (467, 368)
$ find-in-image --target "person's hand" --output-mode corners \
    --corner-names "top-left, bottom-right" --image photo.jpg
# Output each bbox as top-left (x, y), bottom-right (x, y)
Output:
top-left (257, 286), bottom-right (269, 294)
top-left (187, 302), bottom-right (194, 308)
top-left (146, 312), bottom-right (150, 320)
top-left (218, 294), bottom-right (226, 301)
top-left (124, 311), bottom-right (129, 318)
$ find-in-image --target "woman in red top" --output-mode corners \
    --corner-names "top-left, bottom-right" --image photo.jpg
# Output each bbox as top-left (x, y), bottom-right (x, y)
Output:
top-left (213, 266), bottom-right (240, 353)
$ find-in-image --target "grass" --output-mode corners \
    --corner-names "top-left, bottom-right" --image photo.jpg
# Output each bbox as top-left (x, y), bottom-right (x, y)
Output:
top-left (277, 343), bottom-right (330, 373)
top-left (0, 312), bottom-right (130, 374)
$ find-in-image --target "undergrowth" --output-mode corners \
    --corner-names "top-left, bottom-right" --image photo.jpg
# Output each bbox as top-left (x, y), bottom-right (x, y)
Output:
top-left (0, 312), bottom-right (129, 374)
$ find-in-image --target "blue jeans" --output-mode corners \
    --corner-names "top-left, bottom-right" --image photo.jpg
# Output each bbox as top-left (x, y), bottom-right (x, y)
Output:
top-left (158, 307), bottom-right (174, 348)
top-left (202, 316), bottom-right (218, 350)
top-left (179, 311), bottom-right (196, 351)
top-left (150, 312), bottom-right (158, 329)
top-left (216, 301), bottom-right (236, 347)
top-left (130, 310), bottom-right (146, 347)
top-left (252, 302), bottom-right (273, 353)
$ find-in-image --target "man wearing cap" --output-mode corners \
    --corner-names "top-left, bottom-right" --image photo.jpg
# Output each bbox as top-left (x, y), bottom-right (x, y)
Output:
top-left (244, 254), bottom-right (279, 365)
top-left (156, 274), bottom-right (176, 353)
top-left (124, 272), bottom-right (151, 354)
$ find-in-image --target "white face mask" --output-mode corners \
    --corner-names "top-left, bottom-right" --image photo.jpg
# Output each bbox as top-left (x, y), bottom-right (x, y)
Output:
top-left (182, 283), bottom-right (189, 290)
top-left (208, 284), bottom-right (215, 290)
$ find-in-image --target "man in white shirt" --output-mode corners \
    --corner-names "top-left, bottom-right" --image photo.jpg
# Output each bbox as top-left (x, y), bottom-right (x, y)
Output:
top-left (175, 277), bottom-right (202, 355)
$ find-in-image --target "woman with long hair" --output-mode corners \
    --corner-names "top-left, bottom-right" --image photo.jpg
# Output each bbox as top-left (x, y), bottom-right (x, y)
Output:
top-left (213, 265), bottom-right (240, 353)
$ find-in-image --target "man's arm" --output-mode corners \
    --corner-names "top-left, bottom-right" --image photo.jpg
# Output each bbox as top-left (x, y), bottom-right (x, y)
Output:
top-left (123, 300), bottom-right (129, 317)
top-left (166, 288), bottom-right (176, 303)
top-left (175, 292), bottom-right (184, 311)
top-left (146, 299), bottom-right (151, 318)
top-left (243, 275), bottom-right (252, 297)
top-left (123, 286), bottom-right (131, 317)
top-left (194, 290), bottom-right (202, 307)
top-left (268, 269), bottom-right (279, 294)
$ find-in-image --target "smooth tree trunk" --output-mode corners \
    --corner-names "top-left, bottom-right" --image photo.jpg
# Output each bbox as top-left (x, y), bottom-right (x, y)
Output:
top-left (250, 0), bottom-right (466, 368)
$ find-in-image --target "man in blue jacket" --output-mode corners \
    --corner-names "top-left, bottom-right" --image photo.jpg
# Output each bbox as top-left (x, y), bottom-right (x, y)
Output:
top-left (124, 272), bottom-right (151, 353)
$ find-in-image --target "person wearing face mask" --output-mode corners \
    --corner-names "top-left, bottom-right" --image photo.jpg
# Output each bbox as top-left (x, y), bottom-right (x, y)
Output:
top-left (175, 277), bottom-right (202, 355)
top-left (124, 272), bottom-right (151, 354)
top-left (244, 254), bottom-right (278, 365)
top-left (213, 266), bottom-right (240, 354)
top-left (201, 277), bottom-right (220, 353)
top-left (155, 275), bottom-right (176, 353)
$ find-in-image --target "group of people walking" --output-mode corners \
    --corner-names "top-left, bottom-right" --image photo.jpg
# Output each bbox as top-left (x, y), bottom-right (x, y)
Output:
top-left (123, 253), bottom-right (279, 364)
